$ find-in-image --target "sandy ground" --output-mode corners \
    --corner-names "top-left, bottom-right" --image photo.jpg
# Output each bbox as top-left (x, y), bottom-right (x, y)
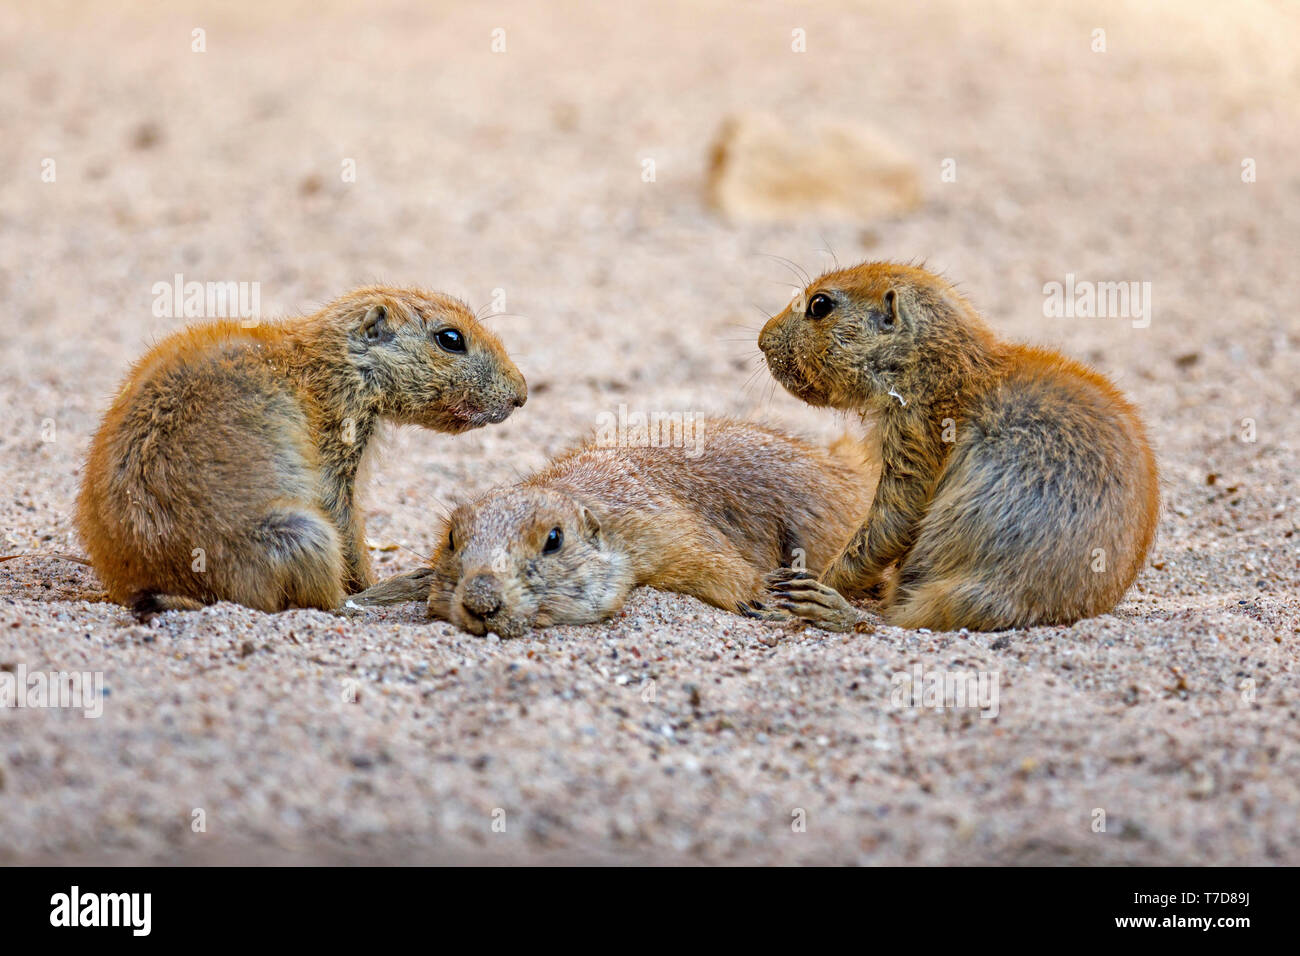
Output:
top-left (1, 0), bottom-right (1298, 865)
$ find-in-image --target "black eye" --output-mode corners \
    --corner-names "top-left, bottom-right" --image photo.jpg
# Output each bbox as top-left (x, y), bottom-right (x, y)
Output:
top-left (447, 528), bottom-right (455, 552)
top-left (542, 527), bottom-right (563, 554)
top-left (435, 328), bottom-right (466, 353)
top-left (806, 293), bottom-right (835, 319)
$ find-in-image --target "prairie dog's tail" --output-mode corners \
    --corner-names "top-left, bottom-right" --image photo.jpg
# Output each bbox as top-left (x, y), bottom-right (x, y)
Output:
top-left (129, 590), bottom-right (206, 621)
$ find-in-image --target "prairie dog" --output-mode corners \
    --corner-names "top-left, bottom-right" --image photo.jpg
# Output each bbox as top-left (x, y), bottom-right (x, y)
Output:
top-left (350, 419), bottom-right (877, 637)
top-left (757, 261), bottom-right (1159, 632)
top-left (76, 286), bottom-right (527, 615)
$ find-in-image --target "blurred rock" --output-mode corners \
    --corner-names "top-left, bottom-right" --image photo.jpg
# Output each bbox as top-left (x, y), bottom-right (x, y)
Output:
top-left (705, 112), bottom-right (921, 223)
top-left (130, 120), bottom-right (162, 150)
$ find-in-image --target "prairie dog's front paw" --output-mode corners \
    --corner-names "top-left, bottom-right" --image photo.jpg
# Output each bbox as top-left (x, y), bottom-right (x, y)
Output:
top-left (738, 598), bottom-right (796, 624)
top-left (764, 572), bottom-right (872, 633)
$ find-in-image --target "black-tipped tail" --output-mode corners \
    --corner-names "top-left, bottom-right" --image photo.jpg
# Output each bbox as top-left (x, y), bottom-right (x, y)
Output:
top-left (128, 590), bottom-right (205, 621)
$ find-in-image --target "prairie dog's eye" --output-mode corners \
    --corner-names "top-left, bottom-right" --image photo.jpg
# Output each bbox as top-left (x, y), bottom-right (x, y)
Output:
top-left (542, 527), bottom-right (563, 555)
top-left (435, 328), bottom-right (467, 353)
top-left (447, 528), bottom-right (455, 552)
top-left (806, 293), bottom-right (835, 319)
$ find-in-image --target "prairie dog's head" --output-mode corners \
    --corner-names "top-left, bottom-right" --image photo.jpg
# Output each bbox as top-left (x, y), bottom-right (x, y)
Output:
top-left (758, 262), bottom-right (988, 411)
top-left (428, 486), bottom-right (632, 638)
top-left (325, 286), bottom-right (527, 432)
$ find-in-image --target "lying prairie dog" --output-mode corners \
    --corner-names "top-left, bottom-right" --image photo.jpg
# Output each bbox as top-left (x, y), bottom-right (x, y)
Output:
top-left (349, 418), bottom-right (877, 637)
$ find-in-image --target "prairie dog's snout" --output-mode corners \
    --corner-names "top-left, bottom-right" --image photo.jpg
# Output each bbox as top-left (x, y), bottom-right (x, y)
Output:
top-left (485, 359), bottom-right (528, 415)
top-left (457, 571), bottom-right (505, 632)
top-left (462, 573), bottom-right (503, 615)
top-left (757, 297), bottom-right (791, 360)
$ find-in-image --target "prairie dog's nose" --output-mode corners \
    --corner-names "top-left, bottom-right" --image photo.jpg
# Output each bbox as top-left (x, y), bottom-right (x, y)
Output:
top-left (509, 367), bottom-right (528, 408)
top-left (759, 307), bottom-right (791, 354)
top-left (462, 573), bottom-right (503, 618)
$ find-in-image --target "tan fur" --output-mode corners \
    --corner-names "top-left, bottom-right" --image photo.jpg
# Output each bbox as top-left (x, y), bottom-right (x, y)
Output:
top-left (759, 261), bottom-right (1160, 631)
top-left (353, 419), bottom-right (877, 637)
top-left (76, 286), bottom-right (526, 615)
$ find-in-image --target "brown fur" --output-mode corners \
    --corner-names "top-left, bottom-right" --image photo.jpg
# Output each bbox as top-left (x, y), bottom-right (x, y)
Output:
top-left (759, 261), bottom-right (1160, 631)
top-left (352, 419), bottom-right (877, 637)
top-left (76, 286), bottom-right (527, 614)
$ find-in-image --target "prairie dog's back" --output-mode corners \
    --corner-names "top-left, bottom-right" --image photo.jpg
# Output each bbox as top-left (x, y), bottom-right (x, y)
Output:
top-left (535, 418), bottom-right (875, 574)
top-left (76, 321), bottom-right (323, 607)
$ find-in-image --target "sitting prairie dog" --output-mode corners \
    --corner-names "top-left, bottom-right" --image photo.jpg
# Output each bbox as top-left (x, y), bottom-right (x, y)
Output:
top-left (76, 286), bottom-right (527, 615)
top-left (756, 261), bottom-right (1159, 632)
top-left (350, 419), bottom-right (876, 637)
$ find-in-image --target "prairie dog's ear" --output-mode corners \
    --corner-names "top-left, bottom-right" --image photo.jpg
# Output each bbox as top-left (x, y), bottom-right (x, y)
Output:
top-left (580, 505), bottom-right (602, 541)
top-left (359, 304), bottom-right (392, 343)
top-left (881, 288), bottom-right (910, 332)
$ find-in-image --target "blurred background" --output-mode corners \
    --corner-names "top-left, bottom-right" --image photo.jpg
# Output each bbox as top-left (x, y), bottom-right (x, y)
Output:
top-left (0, 0), bottom-right (1297, 864)
top-left (2, 0), bottom-right (1297, 516)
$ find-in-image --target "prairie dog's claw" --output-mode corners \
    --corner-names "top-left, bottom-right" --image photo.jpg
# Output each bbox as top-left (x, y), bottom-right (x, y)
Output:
top-left (738, 600), bottom-right (795, 624)
top-left (763, 575), bottom-right (870, 633)
top-left (764, 566), bottom-right (815, 587)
